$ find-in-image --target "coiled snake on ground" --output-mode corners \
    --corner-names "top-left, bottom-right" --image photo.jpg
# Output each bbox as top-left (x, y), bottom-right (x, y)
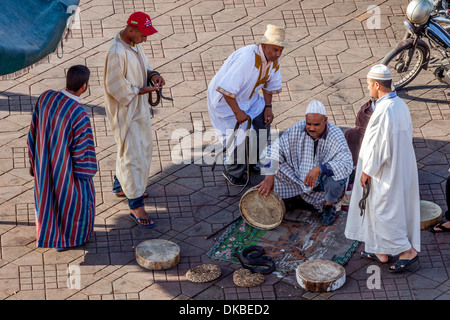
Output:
top-left (234, 246), bottom-right (276, 275)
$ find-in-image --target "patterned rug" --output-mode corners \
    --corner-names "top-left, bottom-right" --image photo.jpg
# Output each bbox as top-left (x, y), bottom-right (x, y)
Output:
top-left (207, 208), bottom-right (360, 272)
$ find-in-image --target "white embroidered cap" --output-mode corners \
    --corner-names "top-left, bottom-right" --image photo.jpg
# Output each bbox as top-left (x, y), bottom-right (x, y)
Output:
top-left (305, 100), bottom-right (327, 116)
top-left (367, 64), bottom-right (392, 80)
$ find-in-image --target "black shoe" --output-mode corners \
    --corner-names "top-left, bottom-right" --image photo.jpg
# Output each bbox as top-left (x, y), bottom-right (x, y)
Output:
top-left (283, 196), bottom-right (317, 212)
top-left (321, 205), bottom-right (337, 226)
top-left (222, 170), bottom-right (246, 186)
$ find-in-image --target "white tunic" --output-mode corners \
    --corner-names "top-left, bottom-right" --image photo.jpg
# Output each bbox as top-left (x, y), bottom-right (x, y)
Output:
top-left (207, 44), bottom-right (282, 148)
top-left (345, 92), bottom-right (421, 255)
top-left (104, 34), bottom-right (153, 199)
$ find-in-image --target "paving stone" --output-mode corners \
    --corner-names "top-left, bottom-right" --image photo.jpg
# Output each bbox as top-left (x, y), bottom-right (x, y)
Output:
top-left (0, 0), bottom-right (449, 302)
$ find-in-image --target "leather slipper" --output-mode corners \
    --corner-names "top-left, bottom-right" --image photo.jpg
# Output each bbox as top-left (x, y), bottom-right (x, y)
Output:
top-left (360, 251), bottom-right (391, 264)
top-left (388, 255), bottom-right (419, 273)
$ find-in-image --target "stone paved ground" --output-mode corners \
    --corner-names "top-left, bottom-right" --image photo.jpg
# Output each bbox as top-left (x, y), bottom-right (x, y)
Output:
top-left (0, 0), bottom-right (449, 302)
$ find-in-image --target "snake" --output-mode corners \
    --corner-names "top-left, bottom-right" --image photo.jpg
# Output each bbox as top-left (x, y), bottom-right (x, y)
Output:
top-left (147, 71), bottom-right (174, 107)
top-left (359, 181), bottom-right (370, 218)
top-left (234, 246), bottom-right (276, 275)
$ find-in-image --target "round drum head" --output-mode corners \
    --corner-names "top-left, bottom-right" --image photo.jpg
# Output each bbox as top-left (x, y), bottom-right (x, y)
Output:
top-left (239, 188), bottom-right (285, 230)
top-left (135, 239), bottom-right (181, 270)
top-left (296, 259), bottom-right (346, 292)
top-left (420, 200), bottom-right (442, 230)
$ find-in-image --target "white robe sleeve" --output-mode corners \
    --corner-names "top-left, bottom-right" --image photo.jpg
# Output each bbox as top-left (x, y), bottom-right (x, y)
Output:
top-left (361, 111), bottom-right (392, 177)
top-left (214, 50), bottom-right (257, 99)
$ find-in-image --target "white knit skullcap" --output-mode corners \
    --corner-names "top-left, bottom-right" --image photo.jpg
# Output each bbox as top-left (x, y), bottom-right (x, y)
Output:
top-left (367, 64), bottom-right (392, 80)
top-left (305, 100), bottom-right (327, 116)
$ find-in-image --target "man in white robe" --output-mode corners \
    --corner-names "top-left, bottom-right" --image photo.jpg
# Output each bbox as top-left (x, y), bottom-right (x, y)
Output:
top-left (207, 24), bottom-right (285, 186)
top-left (104, 12), bottom-right (165, 227)
top-left (344, 65), bottom-right (420, 272)
top-left (256, 100), bottom-right (353, 225)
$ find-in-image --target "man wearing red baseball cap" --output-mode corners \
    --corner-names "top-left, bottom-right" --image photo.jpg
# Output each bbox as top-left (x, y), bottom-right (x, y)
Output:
top-left (104, 12), bottom-right (165, 228)
top-left (127, 11), bottom-right (158, 36)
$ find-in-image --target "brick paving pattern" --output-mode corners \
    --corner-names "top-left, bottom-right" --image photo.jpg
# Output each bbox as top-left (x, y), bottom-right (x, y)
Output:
top-left (0, 0), bottom-right (449, 301)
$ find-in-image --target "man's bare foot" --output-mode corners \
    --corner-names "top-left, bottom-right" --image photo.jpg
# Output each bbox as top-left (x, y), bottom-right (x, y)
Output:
top-left (431, 221), bottom-right (450, 233)
top-left (360, 251), bottom-right (390, 263)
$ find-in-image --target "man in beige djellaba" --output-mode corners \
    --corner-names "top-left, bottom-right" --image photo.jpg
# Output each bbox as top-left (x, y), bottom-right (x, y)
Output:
top-left (104, 12), bottom-right (165, 228)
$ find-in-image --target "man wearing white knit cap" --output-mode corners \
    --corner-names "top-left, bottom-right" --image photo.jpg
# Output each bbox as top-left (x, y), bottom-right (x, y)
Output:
top-left (256, 100), bottom-right (353, 225)
top-left (345, 64), bottom-right (421, 272)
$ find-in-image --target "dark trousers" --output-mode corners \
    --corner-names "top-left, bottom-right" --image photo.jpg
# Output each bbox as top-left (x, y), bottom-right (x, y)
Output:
top-left (313, 173), bottom-right (347, 204)
top-left (113, 175), bottom-right (144, 209)
top-left (224, 110), bottom-right (269, 179)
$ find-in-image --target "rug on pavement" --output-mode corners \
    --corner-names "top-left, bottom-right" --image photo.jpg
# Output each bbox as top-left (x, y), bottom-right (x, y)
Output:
top-left (207, 209), bottom-right (360, 272)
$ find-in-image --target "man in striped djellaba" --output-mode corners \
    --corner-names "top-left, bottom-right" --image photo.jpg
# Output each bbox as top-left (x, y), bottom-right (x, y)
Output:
top-left (27, 65), bottom-right (98, 251)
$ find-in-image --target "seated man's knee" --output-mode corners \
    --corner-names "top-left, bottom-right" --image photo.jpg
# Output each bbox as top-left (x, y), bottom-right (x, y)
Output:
top-left (323, 175), bottom-right (347, 204)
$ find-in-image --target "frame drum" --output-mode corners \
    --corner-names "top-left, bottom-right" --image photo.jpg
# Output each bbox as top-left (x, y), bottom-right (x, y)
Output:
top-left (239, 188), bottom-right (285, 230)
top-left (136, 239), bottom-right (181, 270)
top-left (420, 200), bottom-right (442, 230)
top-left (296, 259), bottom-right (346, 292)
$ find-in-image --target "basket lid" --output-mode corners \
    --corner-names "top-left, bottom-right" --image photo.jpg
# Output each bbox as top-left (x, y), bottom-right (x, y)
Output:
top-left (239, 188), bottom-right (285, 230)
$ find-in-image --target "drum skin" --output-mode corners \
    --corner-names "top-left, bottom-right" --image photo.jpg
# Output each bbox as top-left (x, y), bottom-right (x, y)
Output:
top-left (420, 200), bottom-right (442, 230)
top-left (239, 188), bottom-right (285, 230)
top-left (135, 239), bottom-right (181, 270)
top-left (296, 259), bottom-right (346, 292)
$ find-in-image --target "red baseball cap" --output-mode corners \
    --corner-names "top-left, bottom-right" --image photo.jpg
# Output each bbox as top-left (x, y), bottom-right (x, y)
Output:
top-left (127, 12), bottom-right (158, 36)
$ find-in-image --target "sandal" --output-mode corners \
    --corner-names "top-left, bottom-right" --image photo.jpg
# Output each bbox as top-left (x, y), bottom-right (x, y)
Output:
top-left (388, 255), bottom-right (419, 273)
top-left (429, 221), bottom-right (450, 233)
top-left (360, 251), bottom-right (391, 264)
top-left (129, 213), bottom-right (155, 228)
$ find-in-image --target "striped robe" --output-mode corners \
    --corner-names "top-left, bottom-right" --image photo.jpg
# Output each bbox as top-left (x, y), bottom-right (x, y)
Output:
top-left (260, 121), bottom-right (353, 209)
top-left (27, 90), bottom-right (97, 248)
top-left (103, 33), bottom-right (153, 199)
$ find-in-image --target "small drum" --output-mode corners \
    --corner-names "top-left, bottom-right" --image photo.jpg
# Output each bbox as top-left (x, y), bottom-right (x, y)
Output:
top-left (239, 188), bottom-right (285, 230)
top-left (135, 239), bottom-right (181, 270)
top-left (296, 260), bottom-right (346, 292)
top-left (420, 200), bottom-right (442, 230)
